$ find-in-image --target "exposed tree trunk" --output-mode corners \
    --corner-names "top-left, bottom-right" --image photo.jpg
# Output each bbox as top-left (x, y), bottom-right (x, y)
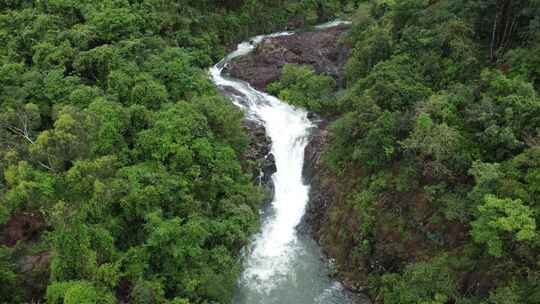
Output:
top-left (490, 8), bottom-right (499, 61)
top-left (489, 0), bottom-right (525, 62)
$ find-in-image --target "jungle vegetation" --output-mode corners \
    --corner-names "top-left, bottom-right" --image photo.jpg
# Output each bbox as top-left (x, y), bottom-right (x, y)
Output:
top-left (3, 0), bottom-right (540, 303)
top-left (0, 0), bottom-right (350, 303)
top-left (269, 0), bottom-right (540, 303)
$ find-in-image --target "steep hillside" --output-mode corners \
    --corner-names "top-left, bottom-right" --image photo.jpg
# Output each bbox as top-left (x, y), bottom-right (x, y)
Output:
top-left (269, 1), bottom-right (540, 303)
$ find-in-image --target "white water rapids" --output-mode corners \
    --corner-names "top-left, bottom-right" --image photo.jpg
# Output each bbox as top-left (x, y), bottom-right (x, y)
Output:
top-left (210, 22), bottom-right (354, 304)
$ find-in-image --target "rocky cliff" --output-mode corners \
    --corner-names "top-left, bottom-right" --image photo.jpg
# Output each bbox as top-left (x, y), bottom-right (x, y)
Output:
top-left (301, 122), bottom-right (368, 293)
top-left (300, 120), bottom-right (332, 241)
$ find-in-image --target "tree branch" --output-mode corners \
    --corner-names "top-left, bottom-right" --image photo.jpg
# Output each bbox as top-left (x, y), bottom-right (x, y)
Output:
top-left (2, 124), bottom-right (53, 172)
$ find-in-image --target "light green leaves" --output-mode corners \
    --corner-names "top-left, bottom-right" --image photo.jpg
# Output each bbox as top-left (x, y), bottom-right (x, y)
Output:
top-left (472, 195), bottom-right (536, 257)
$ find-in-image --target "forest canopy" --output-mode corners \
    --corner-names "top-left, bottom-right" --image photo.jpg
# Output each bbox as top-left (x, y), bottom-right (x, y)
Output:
top-left (2, 0), bottom-right (540, 303)
top-left (0, 0), bottom-right (350, 303)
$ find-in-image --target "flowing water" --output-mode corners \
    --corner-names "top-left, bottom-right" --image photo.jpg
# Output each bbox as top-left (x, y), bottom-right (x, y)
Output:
top-left (210, 22), bottom-right (354, 304)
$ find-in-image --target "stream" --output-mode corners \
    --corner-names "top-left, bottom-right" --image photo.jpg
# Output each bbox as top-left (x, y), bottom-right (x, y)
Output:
top-left (210, 21), bottom-right (354, 304)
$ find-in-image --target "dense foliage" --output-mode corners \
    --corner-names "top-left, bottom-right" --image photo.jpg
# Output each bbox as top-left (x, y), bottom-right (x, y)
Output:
top-left (0, 1), bottom-right (351, 303)
top-left (267, 64), bottom-right (336, 114)
top-left (271, 0), bottom-right (540, 303)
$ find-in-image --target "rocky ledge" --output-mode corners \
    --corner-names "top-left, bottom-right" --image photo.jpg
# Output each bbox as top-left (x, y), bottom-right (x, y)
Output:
top-left (224, 25), bottom-right (351, 91)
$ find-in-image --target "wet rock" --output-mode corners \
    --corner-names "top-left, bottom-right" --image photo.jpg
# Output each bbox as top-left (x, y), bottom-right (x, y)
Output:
top-left (241, 119), bottom-right (276, 201)
top-left (225, 25), bottom-right (352, 91)
top-left (221, 85), bottom-right (245, 97)
top-left (298, 121), bottom-right (332, 241)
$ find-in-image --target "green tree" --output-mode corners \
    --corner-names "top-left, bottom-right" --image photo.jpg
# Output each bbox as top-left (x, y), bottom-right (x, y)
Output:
top-left (47, 280), bottom-right (116, 304)
top-left (3, 161), bottom-right (55, 213)
top-left (50, 203), bottom-right (97, 282)
top-left (31, 107), bottom-right (90, 171)
top-left (345, 22), bottom-right (392, 83)
top-left (268, 64), bottom-right (336, 114)
top-left (471, 195), bottom-right (536, 257)
top-left (380, 255), bottom-right (458, 304)
top-left (353, 55), bottom-right (432, 112)
top-left (0, 246), bottom-right (22, 302)
top-left (87, 7), bottom-right (143, 43)
top-left (401, 113), bottom-right (465, 178)
top-left (75, 45), bottom-right (119, 85)
top-left (85, 99), bottom-right (129, 156)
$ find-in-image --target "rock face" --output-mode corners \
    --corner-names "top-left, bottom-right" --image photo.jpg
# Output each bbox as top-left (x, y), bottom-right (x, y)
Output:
top-left (224, 25), bottom-right (351, 91)
top-left (241, 119), bottom-right (276, 201)
top-left (302, 122), bottom-right (373, 304)
top-left (298, 121), bottom-right (332, 240)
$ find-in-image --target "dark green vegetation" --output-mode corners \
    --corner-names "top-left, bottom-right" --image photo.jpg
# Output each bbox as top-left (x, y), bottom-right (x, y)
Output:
top-left (270, 0), bottom-right (540, 303)
top-left (0, 1), bottom-right (353, 303)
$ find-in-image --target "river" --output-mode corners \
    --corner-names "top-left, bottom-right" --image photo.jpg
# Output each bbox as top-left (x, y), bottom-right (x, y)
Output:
top-left (210, 21), bottom-right (354, 304)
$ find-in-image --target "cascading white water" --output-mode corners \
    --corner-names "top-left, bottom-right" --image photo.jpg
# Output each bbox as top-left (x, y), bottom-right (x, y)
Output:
top-left (210, 23), bottom-right (354, 304)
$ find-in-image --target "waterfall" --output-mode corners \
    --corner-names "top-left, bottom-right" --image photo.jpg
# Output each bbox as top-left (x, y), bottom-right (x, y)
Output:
top-left (209, 23), bottom-right (353, 304)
